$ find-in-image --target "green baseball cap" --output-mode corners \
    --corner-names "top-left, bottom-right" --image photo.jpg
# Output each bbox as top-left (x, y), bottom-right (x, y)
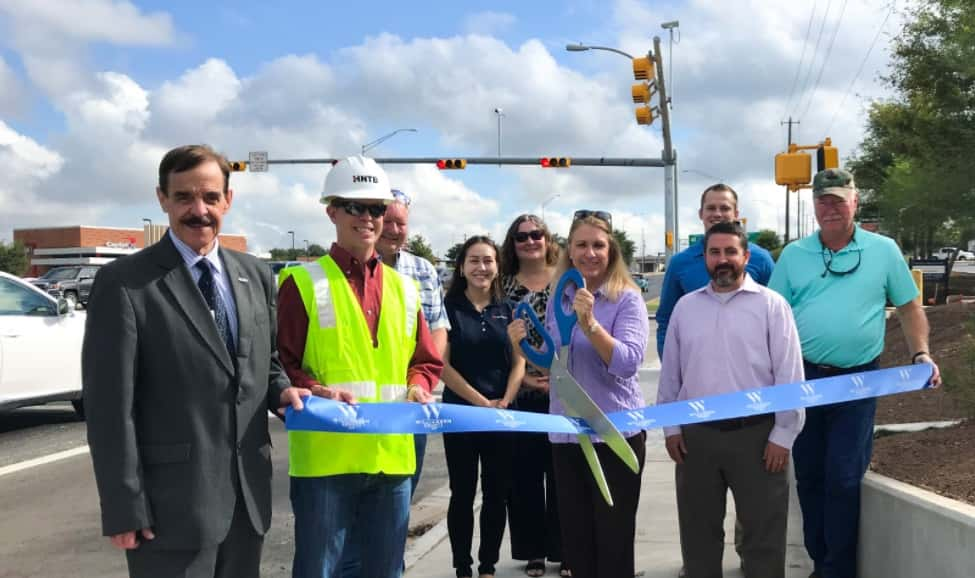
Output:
top-left (812, 168), bottom-right (856, 200)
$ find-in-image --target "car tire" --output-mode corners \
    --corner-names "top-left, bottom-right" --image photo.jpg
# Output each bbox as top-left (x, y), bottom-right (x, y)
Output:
top-left (64, 291), bottom-right (78, 310)
top-left (71, 398), bottom-right (86, 420)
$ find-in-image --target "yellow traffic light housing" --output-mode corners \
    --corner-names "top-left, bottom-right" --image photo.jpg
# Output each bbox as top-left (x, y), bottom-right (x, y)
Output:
top-left (632, 56), bottom-right (655, 81)
top-left (436, 159), bottom-right (467, 170)
top-left (635, 105), bottom-right (655, 126)
top-left (631, 82), bottom-right (654, 104)
top-left (230, 161), bottom-right (248, 172)
top-left (817, 137), bottom-right (839, 171)
top-left (540, 157), bottom-right (571, 168)
top-left (774, 150), bottom-right (812, 187)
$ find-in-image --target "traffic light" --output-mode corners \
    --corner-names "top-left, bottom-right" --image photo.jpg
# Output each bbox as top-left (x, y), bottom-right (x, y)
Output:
top-left (540, 157), bottom-right (571, 168)
top-left (632, 82), bottom-right (654, 104)
top-left (230, 161), bottom-right (248, 172)
top-left (635, 105), bottom-right (655, 126)
top-left (436, 159), bottom-right (467, 170)
top-left (632, 56), bottom-right (655, 81)
top-left (817, 138), bottom-right (839, 172)
top-left (774, 150), bottom-right (812, 187)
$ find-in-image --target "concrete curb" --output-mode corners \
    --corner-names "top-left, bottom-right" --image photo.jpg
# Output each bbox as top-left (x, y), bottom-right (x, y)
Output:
top-left (874, 419), bottom-right (962, 435)
top-left (859, 471), bottom-right (975, 577)
top-left (404, 482), bottom-right (482, 572)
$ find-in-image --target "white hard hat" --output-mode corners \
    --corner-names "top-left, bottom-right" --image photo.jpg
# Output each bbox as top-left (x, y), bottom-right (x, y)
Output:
top-left (320, 156), bottom-right (393, 204)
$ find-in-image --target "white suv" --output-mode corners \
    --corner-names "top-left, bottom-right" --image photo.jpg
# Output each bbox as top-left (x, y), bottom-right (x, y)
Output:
top-left (933, 247), bottom-right (975, 261)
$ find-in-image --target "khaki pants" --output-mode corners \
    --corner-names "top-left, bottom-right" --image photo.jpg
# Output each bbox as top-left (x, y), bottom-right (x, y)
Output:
top-left (676, 419), bottom-right (788, 578)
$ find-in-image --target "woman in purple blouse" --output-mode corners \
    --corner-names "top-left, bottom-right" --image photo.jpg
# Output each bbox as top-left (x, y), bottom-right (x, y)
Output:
top-left (512, 211), bottom-right (649, 578)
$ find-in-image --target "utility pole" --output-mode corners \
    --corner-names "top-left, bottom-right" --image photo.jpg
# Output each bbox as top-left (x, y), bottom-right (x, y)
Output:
top-left (494, 108), bottom-right (504, 166)
top-left (781, 117), bottom-right (800, 243)
top-left (653, 36), bottom-right (676, 262)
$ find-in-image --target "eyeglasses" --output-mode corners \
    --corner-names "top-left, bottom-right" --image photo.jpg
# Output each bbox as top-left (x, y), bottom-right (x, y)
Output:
top-left (821, 239), bottom-right (862, 278)
top-left (334, 199), bottom-right (387, 218)
top-left (573, 209), bottom-right (613, 229)
top-left (514, 230), bottom-right (545, 243)
top-left (391, 189), bottom-right (412, 207)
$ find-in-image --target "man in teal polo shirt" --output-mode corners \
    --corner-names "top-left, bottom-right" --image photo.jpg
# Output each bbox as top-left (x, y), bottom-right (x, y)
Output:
top-left (769, 168), bottom-right (941, 578)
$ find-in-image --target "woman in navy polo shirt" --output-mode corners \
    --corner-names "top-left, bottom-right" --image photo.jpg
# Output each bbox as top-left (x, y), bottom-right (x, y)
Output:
top-left (442, 236), bottom-right (524, 578)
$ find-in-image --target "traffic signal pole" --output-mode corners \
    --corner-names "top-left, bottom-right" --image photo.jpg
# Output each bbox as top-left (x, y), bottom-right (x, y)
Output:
top-left (259, 156), bottom-right (667, 167)
top-left (653, 36), bottom-right (677, 261)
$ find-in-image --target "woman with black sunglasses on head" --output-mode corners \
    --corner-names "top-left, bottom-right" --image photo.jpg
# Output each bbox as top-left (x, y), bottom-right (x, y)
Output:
top-left (499, 214), bottom-right (565, 578)
top-left (442, 236), bottom-right (525, 578)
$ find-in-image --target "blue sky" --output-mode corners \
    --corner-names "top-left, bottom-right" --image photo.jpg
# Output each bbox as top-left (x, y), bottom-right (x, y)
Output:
top-left (0, 0), bottom-right (902, 255)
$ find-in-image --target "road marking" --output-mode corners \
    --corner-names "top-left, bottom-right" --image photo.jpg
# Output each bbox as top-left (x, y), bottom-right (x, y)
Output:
top-left (0, 445), bottom-right (89, 478)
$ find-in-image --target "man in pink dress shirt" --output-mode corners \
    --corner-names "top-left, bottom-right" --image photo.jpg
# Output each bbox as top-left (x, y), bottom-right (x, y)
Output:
top-left (657, 221), bottom-right (805, 578)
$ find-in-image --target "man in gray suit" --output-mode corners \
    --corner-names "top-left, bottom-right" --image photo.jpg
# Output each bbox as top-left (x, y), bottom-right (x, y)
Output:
top-left (83, 144), bottom-right (308, 578)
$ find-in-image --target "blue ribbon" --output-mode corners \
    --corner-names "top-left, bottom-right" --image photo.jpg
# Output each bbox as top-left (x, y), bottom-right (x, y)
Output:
top-left (285, 364), bottom-right (934, 435)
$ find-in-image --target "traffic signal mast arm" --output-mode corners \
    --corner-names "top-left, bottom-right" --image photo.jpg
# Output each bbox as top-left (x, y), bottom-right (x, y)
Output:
top-left (232, 156), bottom-right (667, 169)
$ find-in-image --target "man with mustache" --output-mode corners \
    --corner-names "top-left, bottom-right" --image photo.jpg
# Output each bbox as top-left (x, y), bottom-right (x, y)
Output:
top-left (657, 220), bottom-right (805, 578)
top-left (770, 169), bottom-right (941, 578)
top-left (276, 156), bottom-right (443, 578)
top-left (83, 144), bottom-right (308, 578)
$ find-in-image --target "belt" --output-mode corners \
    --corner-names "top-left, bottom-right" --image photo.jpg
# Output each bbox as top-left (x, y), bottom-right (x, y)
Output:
top-left (697, 413), bottom-right (773, 432)
top-left (803, 357), bottom-right (879, 377)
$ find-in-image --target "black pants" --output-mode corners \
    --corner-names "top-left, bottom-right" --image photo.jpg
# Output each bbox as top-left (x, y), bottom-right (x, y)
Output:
top-left (552, 432), bottom-right (646, 578)
top-left (444, 431), bottom-right (514, 576)
top-left (126, 493), bottom-right (263, 578)
top-left (508, 393), bottom-right (562, 562)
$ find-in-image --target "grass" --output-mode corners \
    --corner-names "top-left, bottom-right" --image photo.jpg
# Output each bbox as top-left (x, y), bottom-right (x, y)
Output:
top-left (645, 297), bottom-right (659, 315)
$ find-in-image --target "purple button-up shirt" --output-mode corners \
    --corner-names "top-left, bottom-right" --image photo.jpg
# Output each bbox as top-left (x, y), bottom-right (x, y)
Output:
top-left (546, 285), bottom-right (649, 444)
top-left (656, 275), bottom-right (805, 448)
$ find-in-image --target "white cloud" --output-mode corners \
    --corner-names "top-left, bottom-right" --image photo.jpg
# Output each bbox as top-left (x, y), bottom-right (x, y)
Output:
top-left (0, 55), bottom-right (26, 116)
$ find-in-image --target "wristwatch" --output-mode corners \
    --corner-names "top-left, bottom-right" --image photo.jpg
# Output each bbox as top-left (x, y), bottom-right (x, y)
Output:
top-left (584, 318), bottom-right (600, 337)
top-left (911, 351), bottom-right (929, 364)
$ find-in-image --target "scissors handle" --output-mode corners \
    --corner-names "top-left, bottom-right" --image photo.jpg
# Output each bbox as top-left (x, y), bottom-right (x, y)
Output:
top-left (514, 302), bottom-right (555, 369)
top-left (553, 268), bottom-right (585, 345)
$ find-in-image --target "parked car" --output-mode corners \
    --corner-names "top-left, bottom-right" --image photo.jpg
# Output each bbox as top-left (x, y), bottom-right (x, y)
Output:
top-left (30, 265), bottom-right (100, 309)
top-left (0, 271), bottom-right (85, 417)
top-left (932, 247), bottom-right (975, 261)
top-left (267, 260), bottom-right (302, 275)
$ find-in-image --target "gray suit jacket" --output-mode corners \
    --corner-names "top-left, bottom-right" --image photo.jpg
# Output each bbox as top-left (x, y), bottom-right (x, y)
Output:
top-left (82, 234), bottom-right (290, 550)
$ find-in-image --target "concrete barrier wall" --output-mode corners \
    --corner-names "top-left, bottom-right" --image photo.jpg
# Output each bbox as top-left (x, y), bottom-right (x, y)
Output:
top-left (859, 472), bottom-right (975, 578)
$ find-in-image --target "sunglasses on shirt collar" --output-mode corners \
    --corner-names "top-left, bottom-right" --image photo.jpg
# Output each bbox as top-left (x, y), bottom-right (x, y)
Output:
top-left (573, 209), bottom-right (613, 230)
top-left (514, 230), bottom-right (545, 243)
top-left (332, 198), bottom-right (388, 218)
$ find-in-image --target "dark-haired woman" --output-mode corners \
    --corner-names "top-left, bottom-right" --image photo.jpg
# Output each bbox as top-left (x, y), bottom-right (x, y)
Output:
top-left (499, 214), bottom-right (564, 577)
top-left (442, 236), bottom-right (524, 578)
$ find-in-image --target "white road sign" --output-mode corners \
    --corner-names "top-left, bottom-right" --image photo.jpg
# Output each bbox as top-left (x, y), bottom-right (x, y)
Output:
top-left (248, 151), bottom-right (268, 172)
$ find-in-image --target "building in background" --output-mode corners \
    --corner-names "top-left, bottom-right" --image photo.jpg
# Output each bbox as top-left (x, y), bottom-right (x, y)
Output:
top-left (14, 225), bottom-right (247, 277)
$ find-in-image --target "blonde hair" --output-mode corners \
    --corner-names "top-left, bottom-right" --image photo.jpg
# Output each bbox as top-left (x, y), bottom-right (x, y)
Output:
top-left (554, 216), bottom-right (639, 301)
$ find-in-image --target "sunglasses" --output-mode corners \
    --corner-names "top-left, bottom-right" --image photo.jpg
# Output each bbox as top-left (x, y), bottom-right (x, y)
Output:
top-left (573, 209), bottom-right (613, 229)
top-left (391, 189), bottom-right (412, 207)
top-left (821, 239), bottom-right (862, 278)
top-left (333, 199), bottom-right (387, 218)
top-left (514, 230), bottom-right (545, 243)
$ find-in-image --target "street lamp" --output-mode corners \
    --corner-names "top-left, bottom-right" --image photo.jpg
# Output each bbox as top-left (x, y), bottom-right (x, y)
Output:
top-left (287, 230), bottom-right (295, 253)
top-left (361, 128), bottom-right (418, 155)
top-left (303, 239), bottom-right (309, 256)
top-left (565, 43), bottom-right (635, 59)
top-left (541, 193), bottom-right (560, 223)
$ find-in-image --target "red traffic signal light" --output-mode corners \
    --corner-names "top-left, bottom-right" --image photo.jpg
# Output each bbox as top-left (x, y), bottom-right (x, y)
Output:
top-left (230, 161), bottom-right (248, 172)
top-left (436, 159), bottom-right (467, 170)
top-left (540, 157), bottom-right (571, 168)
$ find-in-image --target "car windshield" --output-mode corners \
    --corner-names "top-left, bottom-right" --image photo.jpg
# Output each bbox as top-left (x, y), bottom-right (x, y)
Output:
top-left (42, 268), bottom-right (79, 281)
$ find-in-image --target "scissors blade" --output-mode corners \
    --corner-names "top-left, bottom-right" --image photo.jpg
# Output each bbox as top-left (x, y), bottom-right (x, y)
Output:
top-left (578, 434), bottom-right (614, 506)
top-left (552, 355), bottom-right (640, 474)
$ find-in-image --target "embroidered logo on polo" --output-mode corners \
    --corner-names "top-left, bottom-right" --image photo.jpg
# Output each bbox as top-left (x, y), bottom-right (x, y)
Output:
top-left (744, 391), bottom-right (772, 412)
top-left (415, 403), bottom-right (453, 431)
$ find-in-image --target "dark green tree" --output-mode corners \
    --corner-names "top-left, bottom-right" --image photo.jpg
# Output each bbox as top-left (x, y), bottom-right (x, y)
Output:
top-left (406, 235), bottom-right (437, 265)
top-left (307, 243), bottom-right (327, 257)
top-left (445, 242), bottom-right (464, 265)
top-left (269, 248), bottom-right (302, 260)
top-left (753, 229), bottom-right (782, 252)
top-left (612, 229), bottom-right (635, 266)
top-left (0, 240), bottom-right (29, 276)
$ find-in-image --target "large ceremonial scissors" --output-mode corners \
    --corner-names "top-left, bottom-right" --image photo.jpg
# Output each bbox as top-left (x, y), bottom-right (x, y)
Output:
top-left (515, 268), bottom-right (640, 506)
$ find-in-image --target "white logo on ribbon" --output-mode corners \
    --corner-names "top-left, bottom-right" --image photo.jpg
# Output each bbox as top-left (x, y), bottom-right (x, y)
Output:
top-left (625, 409), bottom-right (656, 428)
top-left (495, 409), bottom-right (527, 429)
top-left (849, 374), bottom-right (872, 396)
top-left (416, 403), bottom-right (452, 431)
top-left (744, 390), bottom-right (772, 412)
top-left (899, 369), bottom-right (911, 381)
top-left (333, 404), bottom-right (370, 430)
top-left (799, 382), bottom-right (823, 404)
top-left (688, 400), bottom-right (715, 419)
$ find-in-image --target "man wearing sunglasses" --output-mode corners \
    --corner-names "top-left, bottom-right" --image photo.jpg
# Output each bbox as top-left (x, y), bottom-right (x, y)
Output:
top-left (276, 156), bottom-right (444, 578)
top-left (770, 168), bottom-right (941, 578)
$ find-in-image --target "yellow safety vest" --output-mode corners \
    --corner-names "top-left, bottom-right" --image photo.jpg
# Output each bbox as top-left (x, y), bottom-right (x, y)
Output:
top-left (280, 255), bottom-right (419, 477)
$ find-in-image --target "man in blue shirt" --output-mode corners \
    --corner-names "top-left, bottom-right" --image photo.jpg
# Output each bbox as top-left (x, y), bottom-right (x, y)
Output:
top-left (656, 183), bottom-right (775, 578)
top-left (656, 183), bottom-right (775, 359)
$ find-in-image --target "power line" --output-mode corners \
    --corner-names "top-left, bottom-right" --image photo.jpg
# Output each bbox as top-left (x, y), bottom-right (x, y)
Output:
top-left (825, 1), bottom-right (897, 134)
top-left (792, 0), bottom-right (834, 119)
top-left (784, 0), bottom-right (819, 118)
top-left (799, 0), bottom-right (850, 121)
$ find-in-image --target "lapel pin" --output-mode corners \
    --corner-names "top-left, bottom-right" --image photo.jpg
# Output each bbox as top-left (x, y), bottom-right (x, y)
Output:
top-left (237, 277), bottom-right (249, 283)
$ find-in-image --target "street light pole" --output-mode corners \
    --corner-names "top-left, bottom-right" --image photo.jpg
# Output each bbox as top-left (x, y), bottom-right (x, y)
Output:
top-left (494, 108), bottom-right (504, 166)
top-left (361, 128), bottom-right (418, 155)
top-left (541, 193), bottom-right (560, 223)
top-left (287, 230), bottom-right (295, 253)
top-left (142, 218), bottom-right (153, 246)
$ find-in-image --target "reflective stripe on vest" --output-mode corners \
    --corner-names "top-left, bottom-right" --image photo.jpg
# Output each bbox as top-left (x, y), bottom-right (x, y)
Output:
top-left (281, 255), bottom-right (419, 477)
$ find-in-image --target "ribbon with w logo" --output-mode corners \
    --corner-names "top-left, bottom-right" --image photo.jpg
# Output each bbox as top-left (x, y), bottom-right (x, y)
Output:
top-left (286, 364), bottom-right (935, 435)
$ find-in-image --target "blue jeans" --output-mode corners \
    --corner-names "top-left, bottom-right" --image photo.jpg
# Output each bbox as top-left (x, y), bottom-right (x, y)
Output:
top-left (794, 361), bottom-right (878, 578)
top-left (290, 474), bottom-right (411, 578)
